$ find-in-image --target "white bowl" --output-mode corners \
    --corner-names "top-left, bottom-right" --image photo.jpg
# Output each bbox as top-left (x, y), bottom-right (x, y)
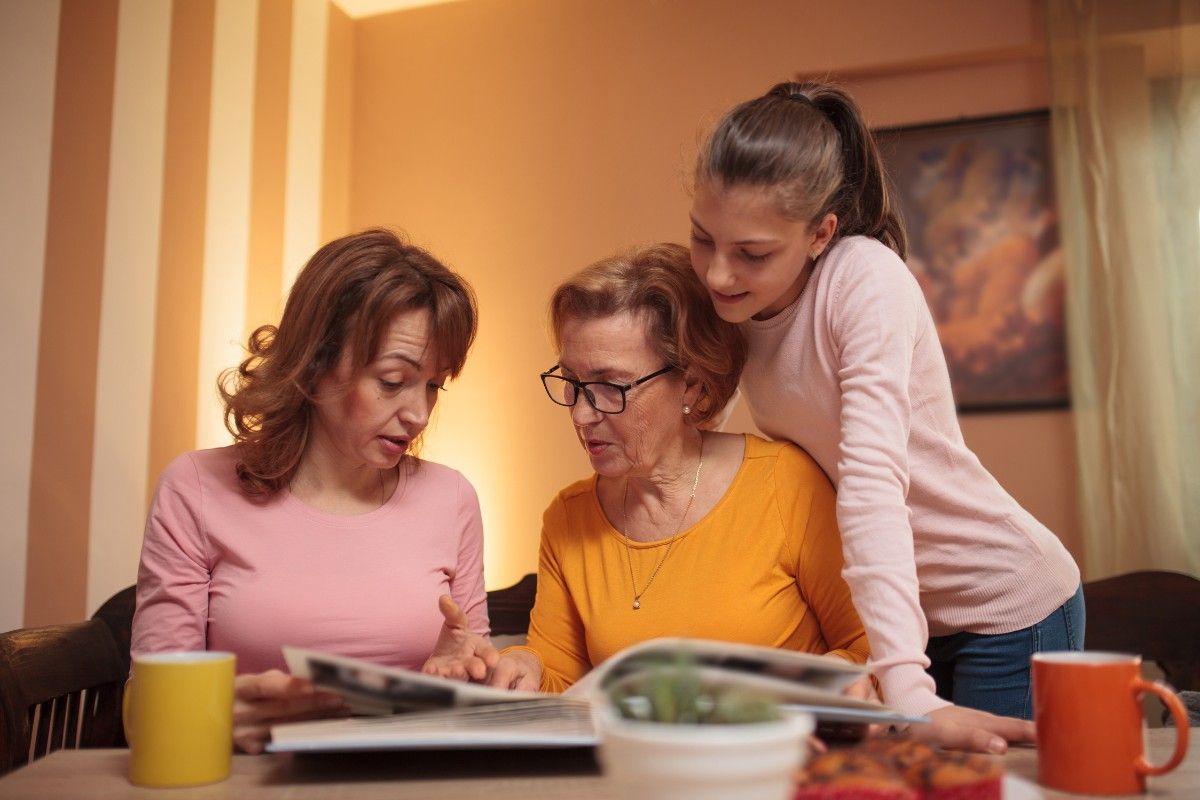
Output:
top-left (597, 709), bottom-right (814, 800)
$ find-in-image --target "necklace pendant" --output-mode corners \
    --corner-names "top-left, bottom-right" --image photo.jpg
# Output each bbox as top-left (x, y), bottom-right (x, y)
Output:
top-left (632, 598), bottom-right (641, 610)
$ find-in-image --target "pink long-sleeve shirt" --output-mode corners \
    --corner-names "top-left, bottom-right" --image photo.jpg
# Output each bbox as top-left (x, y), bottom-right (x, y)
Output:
top-left (131, 446), bottom-right (489, 675)
top-left (739, 235), bottom-right (1080, 716)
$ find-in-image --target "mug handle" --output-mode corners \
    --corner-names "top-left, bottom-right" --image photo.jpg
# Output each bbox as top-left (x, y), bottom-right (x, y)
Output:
top-left (1131, 678), bottom-right (1190, 777)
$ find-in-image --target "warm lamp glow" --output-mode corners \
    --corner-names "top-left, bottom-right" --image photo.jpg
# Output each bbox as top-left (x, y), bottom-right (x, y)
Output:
top-left (421, 338), bottom-right (590, 592)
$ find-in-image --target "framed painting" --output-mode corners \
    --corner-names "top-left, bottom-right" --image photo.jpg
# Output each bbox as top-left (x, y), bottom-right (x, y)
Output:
top-left (875, 110), bottom-right (1069, 412)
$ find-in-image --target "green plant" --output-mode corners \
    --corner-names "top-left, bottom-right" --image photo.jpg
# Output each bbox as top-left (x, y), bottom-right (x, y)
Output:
top-left (608, 661), bottom-right (782, 725)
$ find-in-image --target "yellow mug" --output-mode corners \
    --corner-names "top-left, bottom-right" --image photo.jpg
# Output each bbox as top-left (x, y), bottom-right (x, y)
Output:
top-left (125, 651), bottom-right (235, 787)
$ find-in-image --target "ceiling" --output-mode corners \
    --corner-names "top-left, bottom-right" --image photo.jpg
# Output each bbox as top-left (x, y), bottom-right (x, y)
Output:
top-left (331, 0), bottom-right (465, 19)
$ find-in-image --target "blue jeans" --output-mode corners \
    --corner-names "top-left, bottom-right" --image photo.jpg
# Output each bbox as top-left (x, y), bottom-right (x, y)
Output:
top-left (925, 583), bottom-right (1085, 719)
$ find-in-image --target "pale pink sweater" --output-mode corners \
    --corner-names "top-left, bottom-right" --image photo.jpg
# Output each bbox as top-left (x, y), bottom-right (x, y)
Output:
top-left (740, 235), bottom-right (1079, 716)
top-left (132, 446), bottom-right (489, 675)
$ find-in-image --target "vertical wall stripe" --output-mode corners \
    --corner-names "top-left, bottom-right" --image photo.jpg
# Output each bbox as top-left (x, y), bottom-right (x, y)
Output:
top-left (245, 0), bottom-right (293, 339)
top-left (147, 0), bottom-right (216, 503)
top-left (24, 0), bottom-right (119, 627)
top-left (321, 1), bottom-right (352, 243)
top-left (281, 0), bottom-right (329, 296)
top-left (0, 0), bottom-right (61, 632)
top-left (87, 0), bottom-right (172, 615)
top-left (195, 0), bottom-right (258, 451)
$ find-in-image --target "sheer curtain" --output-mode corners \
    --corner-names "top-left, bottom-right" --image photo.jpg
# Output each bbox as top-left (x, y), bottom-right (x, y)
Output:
top-left (1046, 0), bottom-right (1199, 578)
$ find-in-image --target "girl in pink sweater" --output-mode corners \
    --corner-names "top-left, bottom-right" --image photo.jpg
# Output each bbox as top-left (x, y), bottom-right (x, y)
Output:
top-left (131, 229), bottom-right (495, 752)
top-left (688, 82), bottom-right (1082, 753)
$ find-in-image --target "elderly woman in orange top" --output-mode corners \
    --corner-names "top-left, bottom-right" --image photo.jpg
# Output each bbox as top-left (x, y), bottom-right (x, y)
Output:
top-left (480, 243), bottom-right (868, 691)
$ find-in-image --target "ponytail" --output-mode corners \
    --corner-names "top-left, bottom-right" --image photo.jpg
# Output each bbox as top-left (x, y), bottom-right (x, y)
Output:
top-left (697, 81), bottom-right (907, 260)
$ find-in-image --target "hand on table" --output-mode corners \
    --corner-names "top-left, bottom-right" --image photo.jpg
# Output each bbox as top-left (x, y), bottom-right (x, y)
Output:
top-left (914, 704), bottom-right (1036, 754)
top-left (420, 595), bottom-right (500, 682)
top-left (233, 670), bottom-right (347, 754)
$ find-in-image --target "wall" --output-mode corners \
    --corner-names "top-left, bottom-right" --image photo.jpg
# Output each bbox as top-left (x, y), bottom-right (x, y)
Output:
top-left (0, 0), bottom-right (350, 628)
top-left (1, 0), bottom-right (60, 633)
top-left (0, 0), bottom-right (1082, 629)
top-left (351, 0), bottom-right (1082, 590)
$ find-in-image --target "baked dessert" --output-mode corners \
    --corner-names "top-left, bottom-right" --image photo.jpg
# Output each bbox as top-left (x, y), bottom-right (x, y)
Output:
top-left (860, 735), bottom-right (1001, 800)
top-left (909, 750), bottom-right (1002, 800)
top-left (859, 735), bottom-right (940, 783)
top-left (795, 735), bottom-right (1001, 800)
top-left (794, 750), bottom-right (917, 800)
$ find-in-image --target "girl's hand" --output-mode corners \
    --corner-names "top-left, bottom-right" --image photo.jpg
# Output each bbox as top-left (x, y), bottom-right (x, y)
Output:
top-left (233, 670), bottom-right (347, 754)
top-left (841, 675), bottom-right (881, 703)
top-left (420, 595), bottom-right (500, 682)
top-left (917, 704), bottom-right (1036, 753)
top-left (485, 650), bottom-right (543, 691)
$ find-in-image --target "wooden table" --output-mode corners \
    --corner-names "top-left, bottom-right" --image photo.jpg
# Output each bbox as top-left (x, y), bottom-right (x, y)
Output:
top-left (1001, 728), bottom-right (1196, 799)
top-left (0, 729), bottom-right (1194, 799)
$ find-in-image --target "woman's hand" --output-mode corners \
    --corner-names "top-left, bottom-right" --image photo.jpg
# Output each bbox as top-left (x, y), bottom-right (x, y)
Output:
top-left (485, 650), bottom-right (543, 691)
top-left (233, 670), bottom-right (347, 754)
top-left (822, 652), bottom-right (879, 703)
top-left (915, 704), bottom-right (1036, 754)
top-left (840, 675), bottom-right (881, 703)
top-left (420, 595), bottom-right (500, 682)
top-left (817, 673), bottom-right (880, 743)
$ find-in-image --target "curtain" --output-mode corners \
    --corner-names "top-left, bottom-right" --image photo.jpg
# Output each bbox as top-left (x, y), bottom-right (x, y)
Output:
top-left (1046, 0), bottom-right (1200, 578)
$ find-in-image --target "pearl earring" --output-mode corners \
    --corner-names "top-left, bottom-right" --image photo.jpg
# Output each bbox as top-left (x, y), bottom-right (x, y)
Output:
top-left (683, 405), bottom-right (691, 416)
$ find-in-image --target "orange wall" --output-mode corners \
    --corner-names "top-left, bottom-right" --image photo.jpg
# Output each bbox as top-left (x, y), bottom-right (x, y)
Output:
top-left (2, 0), bottom-right (1082, 629)
top-left (351, 0), bottom-right (1082, 588)
top-left (1, 0), bottom-right (346, 627)
top-left (26, 0), bottom-right (119, 627)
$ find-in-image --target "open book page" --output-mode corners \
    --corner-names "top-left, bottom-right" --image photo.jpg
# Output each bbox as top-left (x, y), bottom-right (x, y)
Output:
top-left (568, 639), bottom-right (922, 725)
top-left (269, 700), bottom-right (599, 752)
top-left (276, 646), bottom-right (594, 752)
top-left (283, 646), bottom-right (544, 715)
top-left (567, 637), bottom-right (867, 698)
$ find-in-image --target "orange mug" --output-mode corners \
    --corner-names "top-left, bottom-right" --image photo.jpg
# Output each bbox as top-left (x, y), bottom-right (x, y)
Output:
top-left (1032, 652), bottom-right (1189, 795)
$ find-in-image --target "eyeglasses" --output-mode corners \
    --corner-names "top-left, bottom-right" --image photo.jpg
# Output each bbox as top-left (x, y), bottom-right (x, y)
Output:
top-left (540, 363), bottom-right (675, 414)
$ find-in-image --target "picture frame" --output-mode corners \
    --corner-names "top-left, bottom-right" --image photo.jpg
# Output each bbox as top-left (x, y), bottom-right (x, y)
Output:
top-left (875, 110), bottom-right (1069, 413)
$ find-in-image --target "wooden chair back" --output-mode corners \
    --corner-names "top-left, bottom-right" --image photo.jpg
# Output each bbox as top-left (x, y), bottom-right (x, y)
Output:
top-left (486, 573), bottom-right (537, 637)
top-left (0, 619), bottom-right (127, 775)
top-left (1083, 570), bottom-right (1200, 690)
top-left (90, 585), bottom-right (135, 678)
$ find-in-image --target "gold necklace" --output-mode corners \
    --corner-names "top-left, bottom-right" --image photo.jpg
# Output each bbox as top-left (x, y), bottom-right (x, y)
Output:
top-left (621, 441), bottom-right (704, 610)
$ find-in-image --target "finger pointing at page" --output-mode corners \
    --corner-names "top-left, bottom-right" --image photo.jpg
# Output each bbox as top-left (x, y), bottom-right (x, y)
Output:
top-left (420, 595), bottom-right (499, 682)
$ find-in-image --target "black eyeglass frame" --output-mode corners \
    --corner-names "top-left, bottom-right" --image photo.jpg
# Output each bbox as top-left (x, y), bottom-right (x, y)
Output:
top-left (539, 363), bottom-right (676, 414)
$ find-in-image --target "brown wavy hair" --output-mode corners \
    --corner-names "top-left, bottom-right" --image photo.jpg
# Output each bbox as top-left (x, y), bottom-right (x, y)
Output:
top-left (549, 242), bottom-right (746, 427)
top-left (697, 81), bottom-right (907, 259)
top-left (220, 228), bottom-right (478, 496)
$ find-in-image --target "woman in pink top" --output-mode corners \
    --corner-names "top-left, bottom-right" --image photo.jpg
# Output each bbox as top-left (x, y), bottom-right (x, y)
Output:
top-left (687, 82), bottom-right (1082, 753)
top-left (131, 229), bottom-right (495, 752)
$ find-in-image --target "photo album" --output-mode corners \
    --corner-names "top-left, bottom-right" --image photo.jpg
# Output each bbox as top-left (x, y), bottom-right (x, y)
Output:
top-left (267, 638), bottom-right (926, 753)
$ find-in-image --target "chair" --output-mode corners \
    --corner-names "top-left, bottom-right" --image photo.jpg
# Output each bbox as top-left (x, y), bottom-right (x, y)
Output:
top-left (1083, 570), bottom-right (1200, 691)
top-left (486, 573), bottom-right (537, 639)
top-left (90, 585), bottom-right (136, 679)
top-left (0, 618), bottom-right (127, 775)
